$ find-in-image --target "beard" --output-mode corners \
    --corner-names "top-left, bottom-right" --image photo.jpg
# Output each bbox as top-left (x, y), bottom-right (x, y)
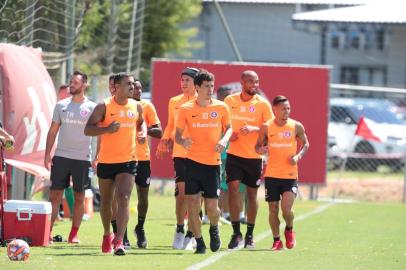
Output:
top-left (244, 88), bottom-right (257, 96)
top-left (69, 87), bottom-right (81, 95)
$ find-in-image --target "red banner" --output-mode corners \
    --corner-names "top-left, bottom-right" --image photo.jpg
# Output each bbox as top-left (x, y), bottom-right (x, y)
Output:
top-left (150, 59), bottom-right (330, 185)
top-left (0, 44), bottom-right (56, 179)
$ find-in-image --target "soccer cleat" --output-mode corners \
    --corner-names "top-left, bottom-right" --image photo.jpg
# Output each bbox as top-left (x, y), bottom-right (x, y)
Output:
top-left (209, 226), bottom-right (222, 252)
top-left (68, 231), bottom-right (80, 244)
top-left (101, 233), bottom-right (114, 253)
top-left (227, 233), bottom-right (243, 250)
top-left (284, 229), bottom-right (296, 249)
top-left (172, 230), bottom-right (185, 250)
top-left (123, 239), bottom-right (131, 250)
top-left (271, 239), bottom-right (284, 251)
top-left (194, 240), bottom-right (207, 254)
top-left (113, 240), bottom-right (126, 256)
top-left (134, 226), bottom-right (148, 249)
top-left (183, 231), bottom-right (196, 250)
top-left (244, 234), bottom-right (255, 249)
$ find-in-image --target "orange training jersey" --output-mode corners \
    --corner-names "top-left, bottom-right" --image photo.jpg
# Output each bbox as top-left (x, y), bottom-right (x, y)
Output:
top-left (99, 96), bottom-right (139, 163)
top-left (137, 99), bottom-right (160, 161)
top-left (176, 100), bottom-right (231, 165)
top-left (162, 93), bottom-right (197, 158)
top-left (224, 93), bottom-right (273, 159)
top-left (265, 118), bottom-right (298, 179)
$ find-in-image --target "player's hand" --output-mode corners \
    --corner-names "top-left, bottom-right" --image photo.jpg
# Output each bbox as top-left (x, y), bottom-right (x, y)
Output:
top-left (91, 158), bottom-right (98, 169)
top-left (229, 132), bottom-right (239, 142)
top-left (107, 121), bottom-right (120, 133)
top-left (181, 137), bottom-right (192, 150)
top-left (137, 132), bottom-right (146, 145)
top-left (44, 154), bottom-right (53, 171)
top-left (214, 142), bottom-right (226, 153)
top-left (156, 139), bottom-right (169, 159)
top-left (240, 125), bottom-right (258, 136)
top-left (167, 138), bottom-right (174, 152)
top-left (290, 155), bottom-right (299, 165)
top-left (256, 145), bottom-right (268, 155)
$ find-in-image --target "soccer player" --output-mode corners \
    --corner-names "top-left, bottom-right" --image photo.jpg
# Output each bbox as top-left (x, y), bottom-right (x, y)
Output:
top-left (132, 79), bottom-right (163, 248)
top-left (255, 95), bottom-right (309, 251)
top-left (156, 67), bottom-right (199, 250)
top-left (224, 70), bottom-right (273, 249)
top-left (84, 73), bottom-right (144, 256)
top-left (175, 69), bottom-right (232, 254)
top-left (44, 71), bottom-right (96, 244)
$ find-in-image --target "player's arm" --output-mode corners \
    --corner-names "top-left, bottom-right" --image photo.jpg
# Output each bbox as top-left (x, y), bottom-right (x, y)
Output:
top-left (0, 127), bottom-right (14, 145)
top-left (215, 124), bottom-right (232, 153)
top-left (239, 121), bottom-right (260, 136)
top-left (174, 108), bottom-right (191, 150)
top-left (291, 122), bottom-right (310, 165)
top-left (84, 103), bottom-right (119, 136)
top-left (255, 123), bottom-right (268, 155)
top-left (157, 100), bottom-right (174, 156)
top-left (44, 121), bottom-right (61, 170)
top-left (136, 102), bottom-right (146, 145)
top-left (148, 124), bottom-right (163, 139)
top-left (146, 103), bottom-right (163, 139)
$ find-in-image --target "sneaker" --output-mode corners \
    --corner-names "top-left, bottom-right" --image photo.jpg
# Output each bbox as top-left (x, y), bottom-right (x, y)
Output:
top-left (244, 234), bottom-right (255, 249)
top-left (68, 231), bottom-right (80, 244)
top-left (114, 240), bottom-right (126, 256)
top-left (227, 233), bottom-right (243, 250)
top-left (284, 230), bottom-right (296, 249)
top-left (194, 240), bottom-right (206, 254)
top-left (209, 226), bottom-right (221, 252)
top-left (134, 226), bottom-right (147, 249)
top-left (239, 216), bottom-right (247, 225)
top-left (271, 239), bottom-right (283, 251)
top-left (123, 239), bottom-right (131, 250)
top-left (183, 231), bottom-right (196, 250)
top-left (101, 233), bottom-right (114, 253)
top-left (172, 230), bottom-right (185, 250)
top-left (202, 215), bottom-right (209, 225)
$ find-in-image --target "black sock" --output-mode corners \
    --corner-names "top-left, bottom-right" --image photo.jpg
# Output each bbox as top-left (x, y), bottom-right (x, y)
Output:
top-left (176, 224), bottom-right (185, 234)
top-left (137, 216), bottom-right (146, 230)
top-left (232, 221), bottom-right (241, 235)
top-left (273, 236), bottom-right (280, 242)
top-left (285, 226), bottom-right (293, 231)
top-left (210, 224), bottom-right (218, 232)
top-left (111, 220), bottom-right (117, 234)
top-left (246, 223), bottom-right (255, 236)
top-left (123, 227), bottom-right (129, 243)
top-left (185, 230), bottom-right (194, 238)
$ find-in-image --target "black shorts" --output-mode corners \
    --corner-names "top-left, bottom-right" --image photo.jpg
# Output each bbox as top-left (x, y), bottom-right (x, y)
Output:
top-left (136, 160), bottom-right (151, 188)
top-left (265, 177), bottom-right (298, 202)
top-left (185, 159), bottom-right (220, 199)
top-left (226, 154), bottom-right (262, 188)
top-left (97, 161), bottom-right (137, 180)
top-left (173, 157), bottom-right (187, 183)
top-left (50, 156), bottom-right (91, 192)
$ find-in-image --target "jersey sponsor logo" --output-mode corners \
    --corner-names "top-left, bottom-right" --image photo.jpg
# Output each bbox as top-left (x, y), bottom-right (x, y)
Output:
top-left (249, 106), bottom-right (255, 113)
top-left (192, 122), bottom-right (220, 128)
top-left (80, 109), bottom-right (90, 118)
top-left (210, 111), bottom-right (218, 118)
top-left (127, 110), bottom-right (135, 118)
top-left (269, 142), bottom-right (293, 148)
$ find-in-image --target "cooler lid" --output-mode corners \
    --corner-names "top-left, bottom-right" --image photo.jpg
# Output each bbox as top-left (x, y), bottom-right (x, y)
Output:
top-left (4, 200), bottom-right (52, 214)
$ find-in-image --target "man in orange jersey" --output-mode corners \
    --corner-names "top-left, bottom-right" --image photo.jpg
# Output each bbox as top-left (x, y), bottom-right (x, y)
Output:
top-left (175, 69), bottom-right (232, 254)
top-left (84, 73), bottom-right (144, 256)
top-left (224, 70), bottom-right (273, 249)
top-left (255, 95), bottom-right (309, 251)
top-left (156, 67), bottom-right (199, 250)
top-left (132, 79), bottom-right (162, 248)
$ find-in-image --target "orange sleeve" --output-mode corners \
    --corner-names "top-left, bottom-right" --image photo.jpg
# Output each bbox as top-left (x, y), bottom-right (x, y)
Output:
top-left (222, 104), bottom-right (231, 130)
top-left (176, 107), bottom-right (187, 131)
top-left (263, 100), bottom-right (274, 122)
top-left (145, 102), bottom-right (161, 127)
top-left (162, 99), bottom-right (174, 139)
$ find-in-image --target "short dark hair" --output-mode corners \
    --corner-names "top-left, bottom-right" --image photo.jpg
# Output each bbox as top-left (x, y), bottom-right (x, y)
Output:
top-left (194, 69), bottom-right (214, 87)
top-left (59, 84), bottom-right (69, 90)
top-left (272, 95), bottom-right (288, 106)
top-left (181, 67), bottom-right (199, 79)
top-left (217, 85), bottom-right (232, 95)
top-left (108, 74), bottom-right (116, 82)
top-left (73, 70), bottom-right (87, 83)
top-left (113, 72), bottom-right (132, 85)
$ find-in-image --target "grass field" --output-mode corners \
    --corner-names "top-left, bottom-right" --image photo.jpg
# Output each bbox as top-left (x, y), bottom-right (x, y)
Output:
top-left (1, 191), bottom-right (406, 270)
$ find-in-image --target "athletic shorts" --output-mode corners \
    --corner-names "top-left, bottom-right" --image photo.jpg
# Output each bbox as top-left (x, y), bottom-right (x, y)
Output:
top-left (185, 158), bottom-right (220, 199)
top-left (136, 160), bottom-right (151, 188)
top-left (265, 177), bottom-right (298, 202)
top-left (50, 156), bottom-right (91, 192)
top-left (97, 161), bottom-right (137, 180)
top-left (173, 157), bottom-right (186, 183)
top-left (226, 154), bottom-right (262, 188)
top-left (220, 160), bottom-right (246, 192)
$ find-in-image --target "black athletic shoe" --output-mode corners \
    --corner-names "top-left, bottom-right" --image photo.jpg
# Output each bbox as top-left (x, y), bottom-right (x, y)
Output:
top-left (244, 234), bottom-right (255, 249)
top-left (123, 239), bottom-right (131, 250)
top-left (194, 241), bottom-right (206, 254)
top-left (134, 226), bottom-right (147, 249)
top-left (209, 226), bottom-right (221, 252)
top-left (228, 233), bottom-right (243, 250)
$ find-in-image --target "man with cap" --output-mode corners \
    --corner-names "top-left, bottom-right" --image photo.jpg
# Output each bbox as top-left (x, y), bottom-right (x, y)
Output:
top-left (156, 67), bottom-right (199, 250)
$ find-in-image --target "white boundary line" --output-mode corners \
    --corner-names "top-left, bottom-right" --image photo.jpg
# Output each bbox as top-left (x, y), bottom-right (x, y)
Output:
top-left (187, 202), bottom-right (335, 270)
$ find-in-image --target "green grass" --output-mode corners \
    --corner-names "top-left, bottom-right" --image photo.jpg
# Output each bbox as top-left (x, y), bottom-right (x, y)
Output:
top-left (1, 192), bottom-right (406, 270)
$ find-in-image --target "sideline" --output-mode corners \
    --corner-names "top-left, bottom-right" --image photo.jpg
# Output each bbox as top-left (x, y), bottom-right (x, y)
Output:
top-left (186, 202), bottom-right (335, 270)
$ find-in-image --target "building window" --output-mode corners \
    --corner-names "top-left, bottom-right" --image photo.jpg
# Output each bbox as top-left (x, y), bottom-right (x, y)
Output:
top-left (340, 66), bottom-right (387, 86)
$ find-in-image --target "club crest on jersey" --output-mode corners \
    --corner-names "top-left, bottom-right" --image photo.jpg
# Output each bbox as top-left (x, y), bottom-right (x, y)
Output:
top-left (283, 131), bottom-right (292, 138)
top-left (249, 106), bottom-right (255, 113)
top-left (80, 109), bottom-right (90, 117)
top-left (210, 111), bottom-right (218, 118)
top-left (202, 112), bottom-right (209, 119)
top-left (127, 110), bottom-right (135, 118)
